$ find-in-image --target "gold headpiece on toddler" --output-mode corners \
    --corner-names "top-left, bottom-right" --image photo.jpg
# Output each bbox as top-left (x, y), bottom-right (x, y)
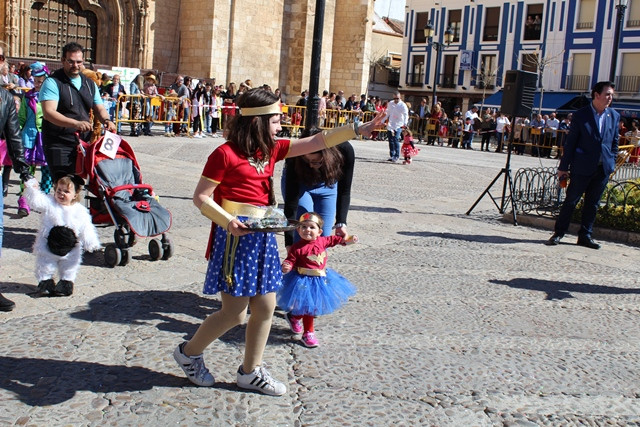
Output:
top-left (298, 212), bottom-right (324, 228)
top-left (240, 101), bottom-right (282, 116)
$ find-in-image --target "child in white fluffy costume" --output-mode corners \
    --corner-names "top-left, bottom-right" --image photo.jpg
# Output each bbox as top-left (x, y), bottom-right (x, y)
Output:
top-left (24, 174), bottom-right (101, 297)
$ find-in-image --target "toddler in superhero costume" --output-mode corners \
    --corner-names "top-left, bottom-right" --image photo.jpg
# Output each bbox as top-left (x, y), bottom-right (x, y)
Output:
top-left (278, 212), bottom-right (357, 348)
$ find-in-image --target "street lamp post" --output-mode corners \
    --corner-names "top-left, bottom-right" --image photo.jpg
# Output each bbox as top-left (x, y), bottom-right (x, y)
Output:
top-left (424, 23), bottom-right (453, 108)
top-left (609, 0), bottom-right (628, 83)
top-left (305, 0), bottom-right (326, 132)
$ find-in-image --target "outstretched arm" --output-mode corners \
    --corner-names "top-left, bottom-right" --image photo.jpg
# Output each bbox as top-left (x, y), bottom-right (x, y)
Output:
top-left (286, 112), bottom-right (386, 158)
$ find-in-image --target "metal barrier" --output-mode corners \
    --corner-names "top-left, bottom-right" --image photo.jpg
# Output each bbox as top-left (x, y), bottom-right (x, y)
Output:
top-left (280, 105), bottom-right (306, 138)
top-left (279, 105), bottom-right (375, 138)
top-left (115, 94), bottom-right (191, 131)
top-left (362, 111), bottom-right (387, 139)
top-left (510, 127), bottom-right (568, 158)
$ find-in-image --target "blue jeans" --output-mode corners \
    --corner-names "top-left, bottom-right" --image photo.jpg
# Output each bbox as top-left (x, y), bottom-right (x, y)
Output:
top-left (387, 128), bottom-right (401, 160)
top-left (109, 104), bottom-right (122, 133)
top-left (295, 183), bottom-right (337, 243)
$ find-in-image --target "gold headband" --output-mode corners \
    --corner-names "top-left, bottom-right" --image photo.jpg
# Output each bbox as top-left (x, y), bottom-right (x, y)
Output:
top-left (299, 212), bottom-right (323, 226)
top-left (240, 101), bottom-right (282, 116)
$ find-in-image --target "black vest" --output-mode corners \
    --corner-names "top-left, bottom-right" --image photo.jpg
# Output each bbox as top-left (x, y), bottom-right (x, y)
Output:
top-left (42, 68), bottom-right (95, 146)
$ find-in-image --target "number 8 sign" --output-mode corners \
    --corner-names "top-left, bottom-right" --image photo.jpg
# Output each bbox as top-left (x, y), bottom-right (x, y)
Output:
top-left (99, 131), bottom-right (122, 159)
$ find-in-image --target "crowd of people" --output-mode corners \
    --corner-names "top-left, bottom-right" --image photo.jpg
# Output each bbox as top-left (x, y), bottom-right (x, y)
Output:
top-left (383, 97), bottom-right (640, 163)
top-left (0, 42), bottom-right (391, 399)
top-left (0, 42), bottom-right (635, 401)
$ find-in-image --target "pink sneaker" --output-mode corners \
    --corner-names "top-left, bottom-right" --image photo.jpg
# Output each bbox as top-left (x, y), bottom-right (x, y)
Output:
top-left (17, 196), bottom-right (30, 217)
top-left (286, 312), bottom-right (303, 334)
top-left (301, 331), bottom-right (319, 348)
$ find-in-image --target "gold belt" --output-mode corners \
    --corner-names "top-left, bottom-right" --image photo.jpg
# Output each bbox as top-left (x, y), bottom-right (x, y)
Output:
top-left (297, 267), bottom-right (326, 277)
top-left (221, 199), bottom-right (267, 218)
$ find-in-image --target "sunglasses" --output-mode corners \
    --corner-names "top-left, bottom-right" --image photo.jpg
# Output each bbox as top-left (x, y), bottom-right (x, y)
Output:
top-left (0, 54), bottom-right (4, 61)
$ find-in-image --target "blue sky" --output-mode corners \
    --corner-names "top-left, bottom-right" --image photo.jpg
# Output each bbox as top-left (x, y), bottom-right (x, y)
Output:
top-left (374, 0), bottom-right (406, 21)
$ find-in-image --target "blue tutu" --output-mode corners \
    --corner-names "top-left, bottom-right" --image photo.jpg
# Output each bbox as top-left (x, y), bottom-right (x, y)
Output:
top-left (203, 226), bottom-right (282, 297)
top-left (277, 269), bottom-right (356, 316)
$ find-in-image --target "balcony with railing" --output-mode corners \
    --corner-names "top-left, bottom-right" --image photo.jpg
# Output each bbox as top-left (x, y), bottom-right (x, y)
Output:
top-left (441, 74), bottom-right (457, 88)
top-left (576, 21), bottom-right (594, 29)
top-left (565, 75), bottom-right (590, 91)
top-left (616, 75), bottom-right (640, 93)
top-left (406, 73), bottom-right (424, 87)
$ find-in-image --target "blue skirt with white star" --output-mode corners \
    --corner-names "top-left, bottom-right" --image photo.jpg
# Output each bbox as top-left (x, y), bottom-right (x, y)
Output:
top-left (203, 226), bottom-right (282, 297)
top-left (277, 269), bottom-right (356, 316)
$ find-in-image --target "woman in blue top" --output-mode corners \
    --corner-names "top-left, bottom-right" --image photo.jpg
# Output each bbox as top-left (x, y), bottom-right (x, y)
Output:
top-left (128, 74), bottom-right (144, 137)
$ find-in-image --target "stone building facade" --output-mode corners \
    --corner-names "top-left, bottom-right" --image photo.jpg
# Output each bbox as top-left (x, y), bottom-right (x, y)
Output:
top-left (1, 0), bottom-right (375, 100)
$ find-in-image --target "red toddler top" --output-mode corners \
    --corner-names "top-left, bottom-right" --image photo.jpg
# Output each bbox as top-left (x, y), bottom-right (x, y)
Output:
top-left (284, 235), bottom-right (346, 270)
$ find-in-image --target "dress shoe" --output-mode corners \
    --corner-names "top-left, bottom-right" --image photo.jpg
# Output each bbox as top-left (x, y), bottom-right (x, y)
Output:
top-left (577, 236), bottom-right (601, 250)
top-left (0, 293), bottom-right (15, 311)
top-left (545, 233), bottom-right (563, 246)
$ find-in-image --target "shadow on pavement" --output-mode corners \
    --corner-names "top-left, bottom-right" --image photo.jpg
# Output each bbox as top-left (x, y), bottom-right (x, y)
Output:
top-left (0, 356), bottom-right (187, 406)
top-left (69, 291), bottom-right (295, 346)
top-left (490, 278), bottom-right (640, 300)
top-left (350, 205), bottom-right (402, 214)
top-left (398, 230), bottom-right (541, 244)
top-left (3, 226), bottom-right (37, 252)
top-left (71, 290), bottom-right (221, 339)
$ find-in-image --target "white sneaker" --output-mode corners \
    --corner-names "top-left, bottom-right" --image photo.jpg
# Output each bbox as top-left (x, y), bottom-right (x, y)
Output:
top-left (173, 342), bottom-right (215, 386)
top-left (237, 365), bottom-right (286, 396)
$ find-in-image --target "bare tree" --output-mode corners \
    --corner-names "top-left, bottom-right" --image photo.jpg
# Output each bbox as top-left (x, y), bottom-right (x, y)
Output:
top-left (520, 48), bottom-right (565, 115)
top-left (364, 48), bottom-right (391, 98)
top-left (473, 60), bottom-right (502, 114)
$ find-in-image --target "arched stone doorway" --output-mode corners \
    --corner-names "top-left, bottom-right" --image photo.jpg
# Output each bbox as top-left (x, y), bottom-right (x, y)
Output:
top-left (30, 0), bottom-right (98, 62)
top-left (4, 0), bottom-right (148, 68)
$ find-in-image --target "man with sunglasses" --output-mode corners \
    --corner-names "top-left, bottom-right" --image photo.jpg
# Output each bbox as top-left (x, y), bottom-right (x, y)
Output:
top-left (40, 42), bottom-right (116, 178)
top-left (384, 92), bottom-right (409, 162)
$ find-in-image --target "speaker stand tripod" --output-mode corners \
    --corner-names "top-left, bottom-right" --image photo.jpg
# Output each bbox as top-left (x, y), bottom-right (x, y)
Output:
top-left (466, 128), bottom-right (519, 225)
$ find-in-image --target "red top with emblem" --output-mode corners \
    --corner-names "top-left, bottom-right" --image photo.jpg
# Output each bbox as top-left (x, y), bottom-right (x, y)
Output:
top-left (202, 139), bottom-right (291, 205)
top-left (283, 236), bottom-right (346, 270)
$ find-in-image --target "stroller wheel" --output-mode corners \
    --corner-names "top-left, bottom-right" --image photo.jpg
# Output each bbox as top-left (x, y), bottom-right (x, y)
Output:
top-left (161, 235), bottom-right (173, 260)
top-left (104, 244), bottom-right (122, 267)
top-left (114, 227), bottom-right (127, 248)
top-left (119, 248), bottom-right (130, 266)
top-left (148, 238), bottom-right (164, 261)
top-left (115, 225), bottom-right (137, 248)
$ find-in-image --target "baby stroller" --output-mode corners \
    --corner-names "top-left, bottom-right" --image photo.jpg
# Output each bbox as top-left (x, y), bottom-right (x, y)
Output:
top-left (77, 134), bottom-right (173, 267)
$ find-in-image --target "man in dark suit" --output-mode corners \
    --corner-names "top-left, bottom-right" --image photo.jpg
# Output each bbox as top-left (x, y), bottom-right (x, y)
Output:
top-left (546, 81), bottom-right (619, 249)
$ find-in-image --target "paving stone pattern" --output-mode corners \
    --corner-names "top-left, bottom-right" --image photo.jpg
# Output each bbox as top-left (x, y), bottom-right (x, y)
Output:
top-left (1, 135), bottom-right (639, 426)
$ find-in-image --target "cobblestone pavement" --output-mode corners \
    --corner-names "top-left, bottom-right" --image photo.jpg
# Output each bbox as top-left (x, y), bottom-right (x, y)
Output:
top-left (1, 133), bottom-right (639, 426)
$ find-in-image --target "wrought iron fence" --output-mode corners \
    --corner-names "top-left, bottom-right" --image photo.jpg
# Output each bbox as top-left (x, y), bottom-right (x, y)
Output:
top-left (512, 167), bottom-right (565, 216)
top-left (512, 167), bottom-right (640, 227)
top-left (612, 163), bottom-right (640, 181)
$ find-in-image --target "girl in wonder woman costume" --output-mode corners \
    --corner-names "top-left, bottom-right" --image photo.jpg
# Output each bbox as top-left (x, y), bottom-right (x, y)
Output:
top-left (278, 212), bottom-right (357, 348)
top-left (172, 88), bottom-right (385, 396)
